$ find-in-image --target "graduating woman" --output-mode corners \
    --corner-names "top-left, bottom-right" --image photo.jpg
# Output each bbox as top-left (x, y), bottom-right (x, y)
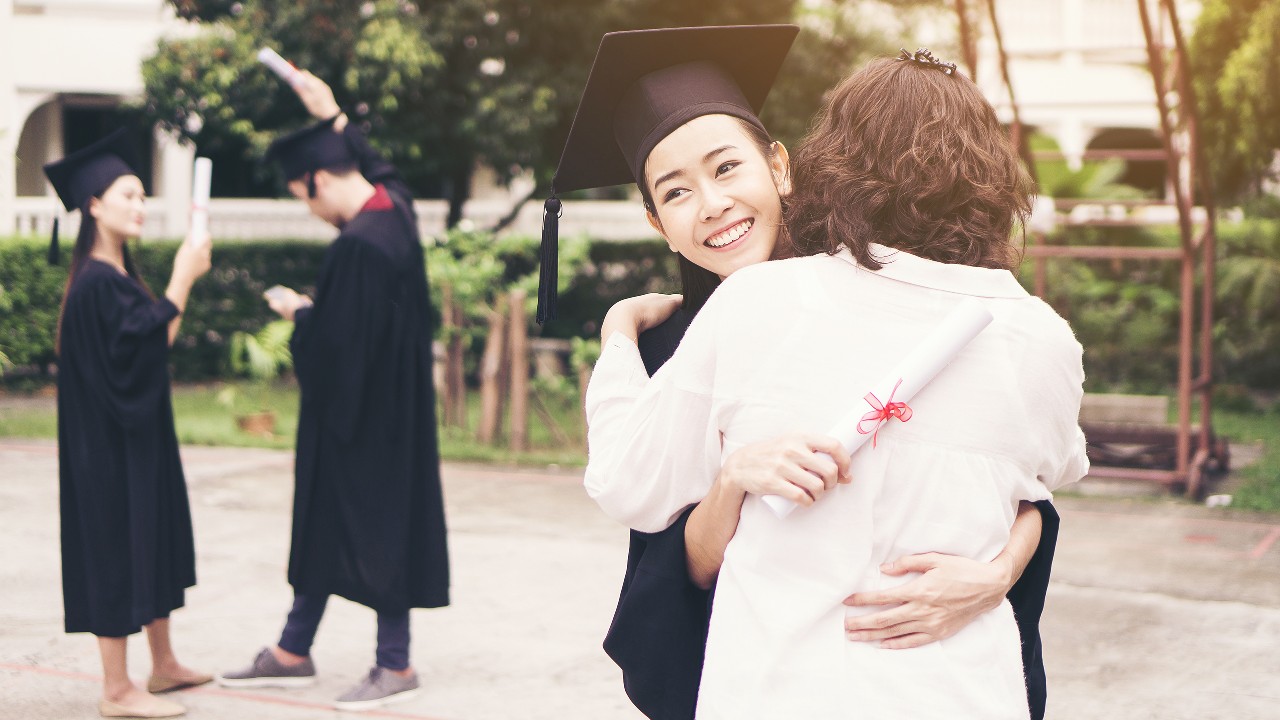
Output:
top-left (581, 46), bottom-right (1089, 719)
top-left (542, 27), bottom-right (1063, 720)
top-left (45, 129), bottom-right (212, 719)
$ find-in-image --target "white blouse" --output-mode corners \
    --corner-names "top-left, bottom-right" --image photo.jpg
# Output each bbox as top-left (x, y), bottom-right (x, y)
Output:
top-left (584, 246), bottom-right (1088, 719)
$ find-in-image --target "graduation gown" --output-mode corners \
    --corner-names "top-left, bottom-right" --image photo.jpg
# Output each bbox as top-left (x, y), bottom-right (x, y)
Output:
top-left (287, 125), bottom-right (449, 612)
top-left (604, 307), bottom-right (1061, 720)
top-left (57, 260), bottom-right (195, 637)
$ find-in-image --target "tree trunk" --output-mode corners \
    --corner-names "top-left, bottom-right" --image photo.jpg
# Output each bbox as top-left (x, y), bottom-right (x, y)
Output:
top-left (477, 297), bottom-right (507, 445)
top-left (445, 162), bottom-right (473, 230)
top-left (507, 289), bottom-right (529, 452)
top-left (487, 185), bottom-right (540, 234)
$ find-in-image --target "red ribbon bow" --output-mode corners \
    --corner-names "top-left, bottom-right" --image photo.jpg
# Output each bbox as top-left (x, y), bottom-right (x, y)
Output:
top-left (857, 378), bottom-right (913, 448)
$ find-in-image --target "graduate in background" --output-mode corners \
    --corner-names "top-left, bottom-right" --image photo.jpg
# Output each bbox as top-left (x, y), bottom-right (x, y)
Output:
top-left (46, 129), bottom-right (213, 720)
top-left (218, 71), bottom-right (448, 712)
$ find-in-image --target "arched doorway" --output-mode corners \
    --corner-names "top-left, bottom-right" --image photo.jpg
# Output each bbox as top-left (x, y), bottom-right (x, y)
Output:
top-left (1086, 128), bottom-right (1165, 196)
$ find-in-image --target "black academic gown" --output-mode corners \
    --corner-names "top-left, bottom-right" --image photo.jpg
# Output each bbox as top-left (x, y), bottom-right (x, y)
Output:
top-left (605, 308), bottom-right (1061, 720)
top-left (57, 260), bottom-right (196, 637)
top-left (287, 126), bottom-right (449, 612)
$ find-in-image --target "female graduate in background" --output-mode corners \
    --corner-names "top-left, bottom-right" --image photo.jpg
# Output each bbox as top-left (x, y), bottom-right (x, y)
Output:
top-left (45, 129), bottom-right (212, 719)
top-left (542, 27), bottom-right (1058, 720)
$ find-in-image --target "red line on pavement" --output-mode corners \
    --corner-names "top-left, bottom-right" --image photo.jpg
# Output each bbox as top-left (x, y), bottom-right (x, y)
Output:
top-left (0, 662), bottom-right (451, 719)
top-left (1248, 528), bottom-right (1280, 560)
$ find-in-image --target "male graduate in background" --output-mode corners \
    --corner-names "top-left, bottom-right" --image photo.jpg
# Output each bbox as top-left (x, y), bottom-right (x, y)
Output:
top-left (218, 71), bottom-right (449, 712)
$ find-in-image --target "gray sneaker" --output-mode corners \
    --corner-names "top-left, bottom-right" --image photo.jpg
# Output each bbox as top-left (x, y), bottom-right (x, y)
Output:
top-left (332, 666), bottom-right (421, 711)
top-left (217, 647), bottom-right (317, 688)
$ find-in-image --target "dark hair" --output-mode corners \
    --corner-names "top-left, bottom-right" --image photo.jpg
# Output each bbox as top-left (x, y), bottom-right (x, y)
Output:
top-left (785, 57), bottom-right (1032, 271)
top-left (296, 161), bottom-right (361, 198)
top-left (56, 189), bottom-right (154, 355)
top-left (638, 116), bottom-right (785, 313)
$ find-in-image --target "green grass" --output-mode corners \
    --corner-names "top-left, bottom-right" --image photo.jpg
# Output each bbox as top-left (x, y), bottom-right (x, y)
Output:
top-left (0, 379), bottom-right (588, 467)
top-left (0, 397), bottom-right (57, 438)
top-left (1208, 407), bottom-right (1280, 513)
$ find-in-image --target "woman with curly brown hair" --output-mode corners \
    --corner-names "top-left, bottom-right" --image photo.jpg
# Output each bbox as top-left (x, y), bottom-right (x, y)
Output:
top-left (584, 48), bottom-right (1088, 719)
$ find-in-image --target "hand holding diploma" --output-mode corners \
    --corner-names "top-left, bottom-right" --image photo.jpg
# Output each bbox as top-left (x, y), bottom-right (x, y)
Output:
top-left (761, 297), bottom-right (995, 518)
top-left (187, 157), bottom-right (212, 248)
top-left (257, 47), bottom-right (304, 88)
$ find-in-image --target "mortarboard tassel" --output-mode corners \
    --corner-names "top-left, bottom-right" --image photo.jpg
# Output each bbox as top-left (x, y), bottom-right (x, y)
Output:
top-left (536, 194), bottom-right (561, 325)
top-left (47, 217), bottom-right (60, 265)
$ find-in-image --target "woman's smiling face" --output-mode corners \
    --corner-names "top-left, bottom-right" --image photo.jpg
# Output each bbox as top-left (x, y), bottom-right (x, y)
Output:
top-left (644, 114), bottom-right (790, 279)
top-left (90, 174), bottom-right (147, 240)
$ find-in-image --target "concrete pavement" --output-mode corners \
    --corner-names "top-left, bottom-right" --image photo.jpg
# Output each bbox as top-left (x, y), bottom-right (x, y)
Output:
top-left (1, 439), bottom-right (1277, 719)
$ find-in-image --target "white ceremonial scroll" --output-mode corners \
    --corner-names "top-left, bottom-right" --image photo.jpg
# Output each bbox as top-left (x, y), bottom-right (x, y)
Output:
top-left (188, 157), bottom-right (212, 248)
top-left (257, 47), bottom-right (304, 87)
top-left (761, 297), bottom-right (995, 518)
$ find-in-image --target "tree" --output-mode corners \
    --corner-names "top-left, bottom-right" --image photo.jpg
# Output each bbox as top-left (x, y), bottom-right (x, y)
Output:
top-left (1189, 0), bottom-right (1280, 203)
top-left (142, 1), bottom-right (933, 222)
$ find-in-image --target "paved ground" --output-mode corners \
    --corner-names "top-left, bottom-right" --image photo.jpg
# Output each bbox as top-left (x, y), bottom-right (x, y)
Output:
top-left (1, 439), bottom-right (1278, 719)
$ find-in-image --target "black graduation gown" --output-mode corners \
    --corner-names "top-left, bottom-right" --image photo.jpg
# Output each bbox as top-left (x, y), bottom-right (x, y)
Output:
top-left (57, 260), bottom-right (195, 637)
top-left (605, 308), bottom-right (1061, 720)
top-left (287, 126), bottom-right (449, 612)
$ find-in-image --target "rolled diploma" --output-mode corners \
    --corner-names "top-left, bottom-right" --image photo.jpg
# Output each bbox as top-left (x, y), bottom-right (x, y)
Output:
top-left (760, 297), bottom-right (995, 518)
top-left (188, 157), bottom-right (212, 247)
top-left (257, 47), bottom-right (303, 87)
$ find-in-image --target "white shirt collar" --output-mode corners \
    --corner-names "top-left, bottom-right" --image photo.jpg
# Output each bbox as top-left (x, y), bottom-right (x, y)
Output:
top-left (831, 244), bottom-right (1030, 299)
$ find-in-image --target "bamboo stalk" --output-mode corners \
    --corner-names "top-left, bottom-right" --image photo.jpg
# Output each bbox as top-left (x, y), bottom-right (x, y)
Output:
top-left (507, 289), bottom-right (530, 452)
top-left (477, 297), bottom-right (507, 444)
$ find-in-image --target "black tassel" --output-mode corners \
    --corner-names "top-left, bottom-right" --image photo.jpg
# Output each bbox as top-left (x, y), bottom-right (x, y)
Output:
top-left (536, 195), bottom-right (561, 325)
top-left (47, 217), bottom-right (60, 265)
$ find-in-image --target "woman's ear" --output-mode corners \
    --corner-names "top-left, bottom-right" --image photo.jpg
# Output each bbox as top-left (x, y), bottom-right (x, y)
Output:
top-left (770, 141), bottom-right (792, 198)
top-left (87, 196), bottom-right (103, 221)
top-left (646, 210), bottom-right (678, 253)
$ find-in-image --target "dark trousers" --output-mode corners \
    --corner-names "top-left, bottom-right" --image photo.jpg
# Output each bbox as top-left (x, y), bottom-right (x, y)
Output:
top-left (277, 593), bottom-right (411, 671)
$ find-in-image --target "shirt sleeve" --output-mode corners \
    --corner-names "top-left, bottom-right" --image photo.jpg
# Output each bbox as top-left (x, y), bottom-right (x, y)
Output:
top-left (583, 309), bottom-right (725, 533)
top-left (289, 237), bottom-right (397, 443)
top-left (1035, 335), bottom-right (1090, 492)
top-left (87, 275), bottom-right (178, 429)
top-left (342, 122), bottom-right (414, 209)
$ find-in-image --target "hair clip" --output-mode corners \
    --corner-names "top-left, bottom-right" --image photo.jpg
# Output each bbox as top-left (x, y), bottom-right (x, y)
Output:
top-left (897, 47), bottom-right (957, 76)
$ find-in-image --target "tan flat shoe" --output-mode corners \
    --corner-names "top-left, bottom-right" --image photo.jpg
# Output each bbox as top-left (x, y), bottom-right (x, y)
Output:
top-left (98, 695), bottom-right (186, 718)
top-left (146, 672), bottom-right (213, 693)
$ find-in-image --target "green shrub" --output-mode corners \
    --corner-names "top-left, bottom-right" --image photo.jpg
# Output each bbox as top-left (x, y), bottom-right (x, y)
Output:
top-left (1, 233), bottom-right (678, 382)
top-left (0, 236), bottom-right (326, 380)
top-left (5, 216), bottom-right (1276, 392)
top-left (1025, 218), bottom-right (1280, 392)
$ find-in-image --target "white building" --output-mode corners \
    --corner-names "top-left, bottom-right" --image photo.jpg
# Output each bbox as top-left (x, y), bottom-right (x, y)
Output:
top-left (978, 0), bottom-right (1201, 188)
top-left (1, 0), bottom-right (200, 238)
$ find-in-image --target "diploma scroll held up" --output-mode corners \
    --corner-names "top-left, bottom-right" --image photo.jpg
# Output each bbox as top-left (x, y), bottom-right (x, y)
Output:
top-left (761, 297), bottom-right (995, 518)
top-left (187, 157), bottom-right (212, 248)
top-left (257, 47), bottom-right (304, 87)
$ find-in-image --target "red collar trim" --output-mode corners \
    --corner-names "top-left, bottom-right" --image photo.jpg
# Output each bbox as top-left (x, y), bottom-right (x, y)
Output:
top-left (361, 184), bottom-right (394, 212)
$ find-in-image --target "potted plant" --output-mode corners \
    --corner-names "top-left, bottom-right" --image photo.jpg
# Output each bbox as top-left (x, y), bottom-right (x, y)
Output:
top-left (222, 320), bottom-right (294, 437)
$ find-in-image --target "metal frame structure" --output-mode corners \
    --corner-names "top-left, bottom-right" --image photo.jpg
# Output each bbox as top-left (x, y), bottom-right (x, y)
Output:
top-left (956, 0), bottom-right (1223, 495)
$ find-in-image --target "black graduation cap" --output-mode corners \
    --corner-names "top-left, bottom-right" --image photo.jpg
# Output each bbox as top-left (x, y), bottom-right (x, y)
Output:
top-left (263, 116), bottom-right (356, 187)
top-left (537, 24), bottom-right (799, 323)
top-left (41, 127), bottom-right (141, 264)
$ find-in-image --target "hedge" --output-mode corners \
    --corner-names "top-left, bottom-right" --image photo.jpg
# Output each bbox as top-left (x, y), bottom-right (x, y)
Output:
top-left (3, 218), bottom-right (1277, 391)
top-left (0, 234), bottom-right (679, 382)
